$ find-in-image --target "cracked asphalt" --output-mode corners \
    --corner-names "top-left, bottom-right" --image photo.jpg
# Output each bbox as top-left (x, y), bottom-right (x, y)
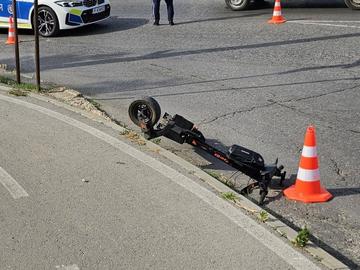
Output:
top-left (0, 0), bottom-right (359, 267)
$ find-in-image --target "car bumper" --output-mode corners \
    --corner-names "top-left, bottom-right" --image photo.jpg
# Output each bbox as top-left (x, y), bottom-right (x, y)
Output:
top-left (56, 4), bottom-right (110, 29)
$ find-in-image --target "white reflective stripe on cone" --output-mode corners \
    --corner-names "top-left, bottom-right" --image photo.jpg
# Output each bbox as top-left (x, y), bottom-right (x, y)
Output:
top-left (301, 146), bottom-right (317, 158)
top-left (273, 11), bottom-right (282, 16)
top-left (297, 168), bottom-right (320, 182)
top-left (275, 2), bottom-right (281, 6)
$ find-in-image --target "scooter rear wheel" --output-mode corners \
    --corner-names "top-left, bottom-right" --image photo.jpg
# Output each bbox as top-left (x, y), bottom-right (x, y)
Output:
top-left (128, 97), bottom-right (161, 128)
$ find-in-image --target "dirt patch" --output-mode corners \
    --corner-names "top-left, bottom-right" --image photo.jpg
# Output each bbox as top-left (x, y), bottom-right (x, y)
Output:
top-left (47, 87), bottom-right (111, 120)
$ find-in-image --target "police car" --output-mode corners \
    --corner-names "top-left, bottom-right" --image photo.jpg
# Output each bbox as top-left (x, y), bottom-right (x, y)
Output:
top-left (0, 0), bottom-right (110, 37)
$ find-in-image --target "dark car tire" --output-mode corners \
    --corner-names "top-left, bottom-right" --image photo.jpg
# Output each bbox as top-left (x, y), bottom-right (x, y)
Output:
top-left (225, 0), bottom-right (252, 10)
top-left (34, 6), bottom-right (60, 37)
top-left (344, 0), bottom-right (360, 9)
top-left (128, 97), bottom-right (161, 128)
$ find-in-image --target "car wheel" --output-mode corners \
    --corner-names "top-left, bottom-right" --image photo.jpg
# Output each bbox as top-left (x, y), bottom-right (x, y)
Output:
top-left (128, 97), bottom-right (161, 128)
top-left (344, 0), bottom-right (360, 9)
top-left (35, 6), bottom-right (60, 37)
top-left (225, 0), bottom-right (252, 10)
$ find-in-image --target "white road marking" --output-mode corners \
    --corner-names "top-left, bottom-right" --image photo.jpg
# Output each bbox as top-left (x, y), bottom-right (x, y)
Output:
top-left (0, 93), bottom-right (321, 270)
top-left (0, 166), bottom-right (29, 199)
top-left (289, 20), bottom-right (360, 29)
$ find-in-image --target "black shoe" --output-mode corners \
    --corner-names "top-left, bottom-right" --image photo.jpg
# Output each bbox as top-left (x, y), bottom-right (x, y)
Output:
top-left (153, 20), bottom-right (159, 26)
top-left (169, 20), bottom-right (175, 26)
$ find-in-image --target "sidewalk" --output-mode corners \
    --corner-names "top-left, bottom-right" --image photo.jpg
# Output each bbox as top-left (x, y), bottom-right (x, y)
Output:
top-left (0, 86), bottom-right (328, 269)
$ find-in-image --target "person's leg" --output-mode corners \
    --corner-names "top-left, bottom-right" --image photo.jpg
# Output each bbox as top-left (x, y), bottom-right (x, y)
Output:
top-left (152, 0), bottom-right (161, 25)
top-left (164, 0), bottom-right (174, 24)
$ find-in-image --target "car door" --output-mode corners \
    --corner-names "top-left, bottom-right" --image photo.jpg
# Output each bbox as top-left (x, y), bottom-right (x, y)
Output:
top-left (0, 0), bottom-right (10, 25)
top-left (0, 0), bottom-right (27, 26)
top-left (16, 0), bottom-right (33, 25)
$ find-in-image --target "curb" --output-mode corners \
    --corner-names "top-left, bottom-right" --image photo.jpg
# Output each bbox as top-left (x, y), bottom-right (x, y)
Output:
top-left (0, 83), bottom-right (350, 270)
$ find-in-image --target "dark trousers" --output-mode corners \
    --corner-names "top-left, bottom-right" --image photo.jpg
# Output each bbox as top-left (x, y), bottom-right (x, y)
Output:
top-left (152, 0), bottom-right (174, 21)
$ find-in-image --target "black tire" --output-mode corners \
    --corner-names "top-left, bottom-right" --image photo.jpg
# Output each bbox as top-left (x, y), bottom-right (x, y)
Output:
top-left (35, 6), bottom-right (60, 37)
top-left (128, 97), bottom-right (161, 128)
top-left (225, 0), bottom-right (252, 10)
top-left (344, 0), bottom-right (360, 9)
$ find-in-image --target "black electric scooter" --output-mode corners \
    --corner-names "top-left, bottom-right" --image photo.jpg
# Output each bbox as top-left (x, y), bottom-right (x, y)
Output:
top-left (128, 97), bottom-right (286, 205)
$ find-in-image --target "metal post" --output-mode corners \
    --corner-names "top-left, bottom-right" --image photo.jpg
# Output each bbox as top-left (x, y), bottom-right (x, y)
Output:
top-left (34, 0), bottom-right (40, 90)
top-left (12, 0), bottom-right (20, 84)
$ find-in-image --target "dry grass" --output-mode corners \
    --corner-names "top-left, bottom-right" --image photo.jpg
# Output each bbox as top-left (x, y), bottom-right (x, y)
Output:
top-left (120, 130), bottom-right (146, 146)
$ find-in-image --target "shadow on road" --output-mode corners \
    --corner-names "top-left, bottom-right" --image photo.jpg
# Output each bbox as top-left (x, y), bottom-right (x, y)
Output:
top-left (280, 1), bottom-right (346, 8)
top-left (81, 58), bottom-right (360, 95)
top-left (89, 76), bottom-right (360, 99)
top-left (177, 12), bottom-right (269, 25)
top-left (328, 187), bottom-right (360, 197)
top-left (3, 31), bottom-right (359, 75)
top-left (57, 17), bottom-right (148, 37)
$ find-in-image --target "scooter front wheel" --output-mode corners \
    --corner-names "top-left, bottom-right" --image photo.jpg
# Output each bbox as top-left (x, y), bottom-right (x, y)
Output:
top-left (128, 97), bottom-right (161, 128)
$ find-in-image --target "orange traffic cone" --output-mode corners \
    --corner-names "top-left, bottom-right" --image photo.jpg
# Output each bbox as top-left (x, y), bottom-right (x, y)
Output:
top-left (6, 16), bottom-right (15, 45)
top-left (268, 0), bottom-right (286, 24)
top-left (284, 126), bottom-right (332, 203)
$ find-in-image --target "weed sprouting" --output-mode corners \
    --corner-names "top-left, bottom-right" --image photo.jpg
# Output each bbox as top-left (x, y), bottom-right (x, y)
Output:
top-left (293, 226), bottom-right (310, 247)
top-left (152, 138), bottom-right (161, 145)
top-left (258, 210), bottom-right (269, 223)
top-left (221, 192), bottom-right (238, 203)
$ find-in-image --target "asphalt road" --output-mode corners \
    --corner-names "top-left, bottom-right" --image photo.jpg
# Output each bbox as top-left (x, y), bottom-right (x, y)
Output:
top-left (0, 0), bottom-right (359, 267)
top-left (0, 90), bottom-right (324, 269)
